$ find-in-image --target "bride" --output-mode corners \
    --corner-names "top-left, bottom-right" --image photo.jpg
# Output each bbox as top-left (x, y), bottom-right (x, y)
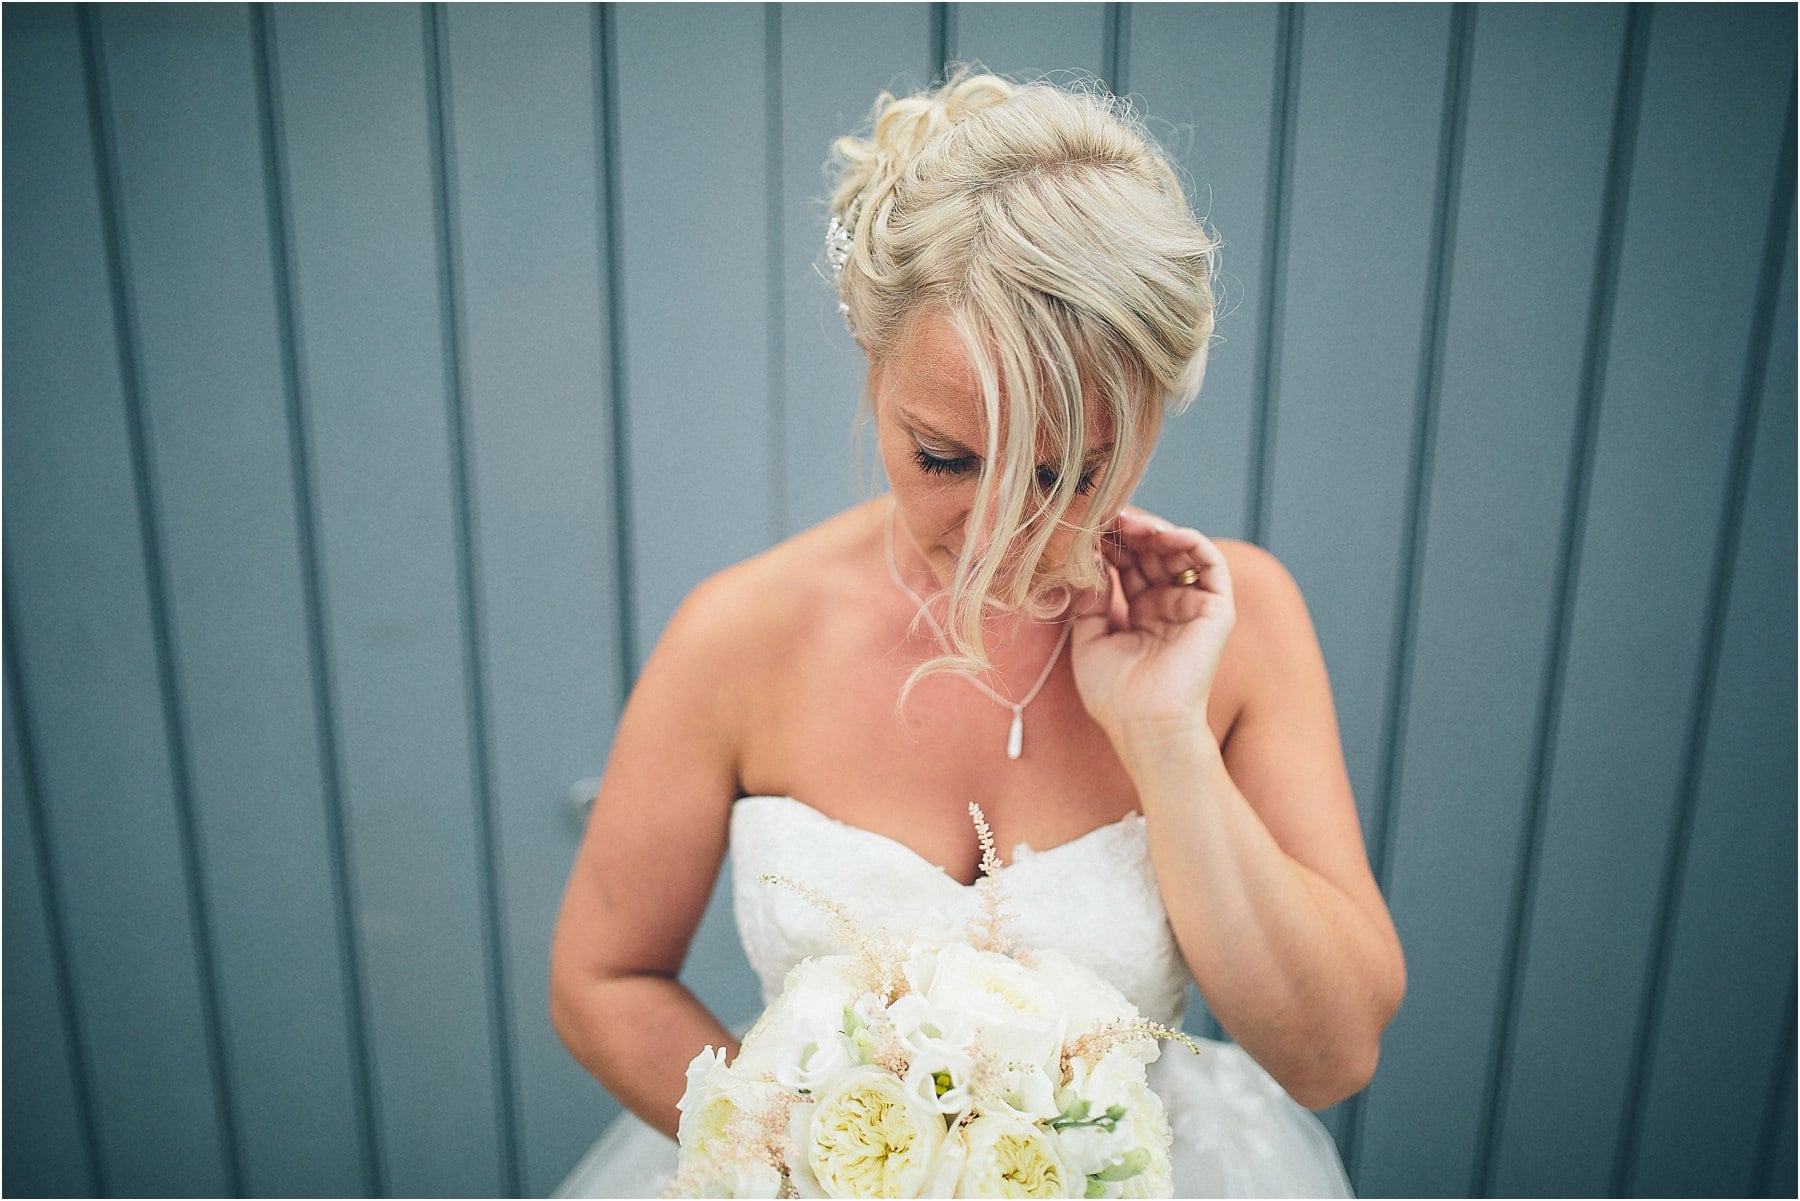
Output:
top-left (549, 70), bottom-right (1404, 1198)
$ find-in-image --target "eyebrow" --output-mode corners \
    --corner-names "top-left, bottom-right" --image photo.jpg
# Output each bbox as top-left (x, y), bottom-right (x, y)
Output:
top-left (900, 408), bottom-right (1114, 469)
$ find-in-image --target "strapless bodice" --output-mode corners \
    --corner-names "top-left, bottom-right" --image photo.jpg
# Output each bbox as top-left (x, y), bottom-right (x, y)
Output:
top-left (554, 794), bottom-right (1355, 1198)
top-left (728, 794), bottom-right (1191, 1027)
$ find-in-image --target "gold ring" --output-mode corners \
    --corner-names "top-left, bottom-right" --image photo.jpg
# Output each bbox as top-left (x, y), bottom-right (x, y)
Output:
top-left (1175, 567), bottom-right (1201, 587)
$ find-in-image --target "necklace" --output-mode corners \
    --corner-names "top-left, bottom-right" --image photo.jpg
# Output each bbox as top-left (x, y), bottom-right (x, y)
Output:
top-left (884, 496), bottom-right (1070, 761)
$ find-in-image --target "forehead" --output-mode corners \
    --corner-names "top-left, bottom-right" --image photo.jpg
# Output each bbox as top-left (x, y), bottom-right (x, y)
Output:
top-left (881, 309), bottom-right (1115, 446)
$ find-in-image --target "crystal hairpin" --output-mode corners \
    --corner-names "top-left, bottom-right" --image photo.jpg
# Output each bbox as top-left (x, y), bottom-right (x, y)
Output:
top-left (825, 215), bottom-right (853, 275)
top-left (826, 216), bottom-right (853, 317)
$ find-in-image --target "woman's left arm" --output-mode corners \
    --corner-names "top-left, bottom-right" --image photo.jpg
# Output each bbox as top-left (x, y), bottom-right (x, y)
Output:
top-left (1071, 512), bottom-right (1405, 1111)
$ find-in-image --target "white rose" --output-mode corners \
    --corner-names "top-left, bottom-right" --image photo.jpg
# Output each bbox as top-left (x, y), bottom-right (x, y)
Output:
top-left (923, 945), bottom-right (1067, 1076)
top-left (736, 957), bottom-right (861, 1084)
top-left (676, 1046), bottom-right (780, 1154)
top-left (958, 1113), bottom-right (1077, 1198)
top-left (1025, 950), bottom-right (1147, 1050)
top-left (787, 1065), bottom-right (948, 1198)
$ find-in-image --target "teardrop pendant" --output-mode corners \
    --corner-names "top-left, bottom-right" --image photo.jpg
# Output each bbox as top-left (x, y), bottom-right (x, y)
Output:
top-left (1006, 709), bottom-right (1023, 760)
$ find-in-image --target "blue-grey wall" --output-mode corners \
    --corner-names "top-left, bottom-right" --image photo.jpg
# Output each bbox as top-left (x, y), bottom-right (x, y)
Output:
top-left (3, 3), bottom-right (1793, 1197)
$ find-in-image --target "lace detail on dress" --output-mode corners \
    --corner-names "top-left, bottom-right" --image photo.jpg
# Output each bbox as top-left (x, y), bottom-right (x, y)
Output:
top-left (728, 795), bottom-right (1191, 1028)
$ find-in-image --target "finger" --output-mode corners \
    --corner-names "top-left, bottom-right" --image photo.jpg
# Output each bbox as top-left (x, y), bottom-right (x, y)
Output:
top-left (1178, 530), bottom-right (1232, 600)
top-left (1111, 518), bottom-right (1180, 586)
top-left (1149, 525), bottom-right (1229, 595)
top-left (1103, 528), bottom-right (1154, 597)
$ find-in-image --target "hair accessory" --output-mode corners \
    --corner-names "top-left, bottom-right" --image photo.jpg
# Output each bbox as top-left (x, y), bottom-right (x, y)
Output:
top-left (885, 497), bottom-right (1070, 761)
top-left (826, 216), bottom-right (853, 318)
top-left (1175, 567), bottom-right (1201, 587)
top-left (826, 216), bottom-right (853, 276)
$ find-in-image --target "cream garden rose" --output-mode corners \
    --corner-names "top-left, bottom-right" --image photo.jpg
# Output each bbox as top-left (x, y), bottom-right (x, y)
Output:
top-left (954, 1113), bottom-right (1075, 1198)
top-left (789, 1065), bottom-right (947, 1198)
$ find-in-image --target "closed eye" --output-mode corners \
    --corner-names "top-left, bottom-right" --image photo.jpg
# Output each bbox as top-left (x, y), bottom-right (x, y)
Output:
top-left (912, 441), bottom-right (1101, 497)
top-left (1038, 464), bottom-right (1100, 496)
top-left (912, 446), bottom-right (977, 477)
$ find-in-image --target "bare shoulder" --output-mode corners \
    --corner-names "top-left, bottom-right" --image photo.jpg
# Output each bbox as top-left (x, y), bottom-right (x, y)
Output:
top-left (654, 497), bottom-right (886, 702)
top-left (1189, 535), bottom-right (1322, 750)
top-left (1214, 537), bottom-right (1317, 664)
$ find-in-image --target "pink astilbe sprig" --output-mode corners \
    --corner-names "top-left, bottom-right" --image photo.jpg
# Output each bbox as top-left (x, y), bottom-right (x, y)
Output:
top-left (757, 872), bottom-right (908, 1000)
top-left (964, 802), bottom-right (1018, 955)
top-left (1060, 1017), bottom-right (1204, 1078)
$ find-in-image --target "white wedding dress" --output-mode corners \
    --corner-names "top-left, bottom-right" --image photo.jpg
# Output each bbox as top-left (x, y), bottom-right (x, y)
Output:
top-left (554, 795), bottom-right (1353, 1198)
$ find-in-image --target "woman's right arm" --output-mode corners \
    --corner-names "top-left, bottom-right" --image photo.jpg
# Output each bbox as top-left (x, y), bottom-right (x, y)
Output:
top-left (548, 567), bottom-right (758, 1141)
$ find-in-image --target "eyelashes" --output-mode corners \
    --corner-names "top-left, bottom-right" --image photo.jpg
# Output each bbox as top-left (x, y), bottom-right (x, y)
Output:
top-left (911, 446), bottom-right (1098, 497)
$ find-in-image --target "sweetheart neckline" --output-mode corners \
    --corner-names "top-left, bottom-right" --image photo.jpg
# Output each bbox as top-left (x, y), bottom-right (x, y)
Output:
top-left (731, 794), bottom-right (1145, 889)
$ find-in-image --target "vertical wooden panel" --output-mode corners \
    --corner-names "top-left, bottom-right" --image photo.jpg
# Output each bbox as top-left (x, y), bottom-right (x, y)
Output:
top-left (1128, 4), bottom-right (1284, 542)
top-left (1766, 1028), bottom-right (1798, 1199)
top-left (950, 2), bottom-right (1109, 84)
top-left (1490, 6), bottom-right (1794, 1194)
top-left (268, 4), bottom-right (504, 1192)
top-left (1354, 7), bottom-right (1627, 1195)
top-left (0, 4), bottom-right (233, 1193)
top-left (1265, 1), bottom-right (1451, 835)
top-left (612, 0), bottom-right (771, 1034)
top-left (93, 6), bottom-right (371, 1193)
top-left (1261, 3), bottom-right (1453, 1145)
top-left (439, 5), bottom-right (626, 1195)
top-left (778, 4), bottom-right (934, 537)
top-left (2, 638), bottom-right (97, 1196)
top-left (614, 2), bottom-right (775, 653)
top-left (1624, 208), bottom-right (1795, 1195)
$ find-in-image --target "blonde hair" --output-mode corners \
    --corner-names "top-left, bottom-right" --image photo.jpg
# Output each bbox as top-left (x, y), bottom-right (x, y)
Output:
top-left (827, 67), bottom-right (1218, 707)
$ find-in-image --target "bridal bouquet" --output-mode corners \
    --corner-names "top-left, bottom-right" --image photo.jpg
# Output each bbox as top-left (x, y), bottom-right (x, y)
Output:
top-left (667, 806), bottom-right (1194, 1199)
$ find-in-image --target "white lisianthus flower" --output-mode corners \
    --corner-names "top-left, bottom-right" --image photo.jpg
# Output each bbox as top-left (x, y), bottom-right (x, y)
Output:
top-left (989, 1061), bottom-right (1062, 1123)
top-left (886, 992), bottom-right (975, 1051)
top-left (788, 1064), bottom-right (949, 1198)
top-left (957, 1113), bottom-right (1076, 1198)
top-left (887, 993), bottom-right (977, 1116)
top-left (923, 945), bottom-right (1067, 1076)
top-left (902, 1038), bottom-right (976, 1117)
top-left (1053, 1051), bottom-right (1172, 1198)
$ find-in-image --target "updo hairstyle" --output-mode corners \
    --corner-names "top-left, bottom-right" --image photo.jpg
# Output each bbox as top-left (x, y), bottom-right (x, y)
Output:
top-left (827, 67), bottom-right (1218, 703)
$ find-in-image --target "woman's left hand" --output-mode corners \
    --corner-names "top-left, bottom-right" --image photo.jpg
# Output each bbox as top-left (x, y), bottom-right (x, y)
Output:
top-left (1068, 506), bottom-right (1236, 749)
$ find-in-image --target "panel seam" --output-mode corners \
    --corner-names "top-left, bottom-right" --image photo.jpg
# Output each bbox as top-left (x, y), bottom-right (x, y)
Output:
top-left (1753, 967), bottom-right (1799, 1195)
top-left (424, 5), bottom-right (521, 1193)
top-left (1612, 77), bottom-right (1797, 1198)
top-left (596, 4), bottom-right (639, 689)
top-left (77, 7), bottom-right (245, 1191)
top-left (1248, 2), bottom-right (1300, 548)
top-left (1342, 2), bottom-right (1475, 1181)
top-left (766, 4), bottom-right (787, 542)
top-left (2, 575), bottom-right (108, 1195)
top-left (250, 6), bottom-right (384, 1193)
top-left (1474, 6), bottom-right (1651, 1193)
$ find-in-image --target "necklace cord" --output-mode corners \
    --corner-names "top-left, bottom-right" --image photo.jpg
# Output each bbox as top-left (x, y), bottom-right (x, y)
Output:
top-left (883, 496), bottom-right (1071, 715)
